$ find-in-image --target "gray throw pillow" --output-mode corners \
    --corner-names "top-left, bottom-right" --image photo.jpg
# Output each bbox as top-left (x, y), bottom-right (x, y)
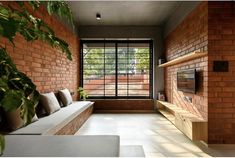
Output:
top-left (6, 108), bottom-right (39, 131)
top-left (58, 89), bottom-right (73, 106)
top-left (40, 92), bottom-right (61, 115)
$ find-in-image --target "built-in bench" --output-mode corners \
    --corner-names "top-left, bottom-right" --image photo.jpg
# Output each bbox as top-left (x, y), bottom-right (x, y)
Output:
top-left (5, 96), bottom-right (145, 157)
top-left (156, 100), bottom-right (207, 142)
top-left (5, 101), bottom-right (124, 157)
top-left (5, 101), bottom-right (128, 157)
top-left (11, 101), bottom-right (93, 135)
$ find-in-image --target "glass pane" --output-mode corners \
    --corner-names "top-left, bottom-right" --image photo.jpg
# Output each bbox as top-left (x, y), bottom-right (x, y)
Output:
top-left (82, 41), bottom-right (151, 98)
top-left (117, 43), bottom-right (150, 97)
top-left (83, 43), bottom-right (104, 97)
top-left (105, 43), bottom-right (115, 96)
top-left (127, 43), bottom-right (150, 96)
top-left (117, 43), bottom-right (128, 96)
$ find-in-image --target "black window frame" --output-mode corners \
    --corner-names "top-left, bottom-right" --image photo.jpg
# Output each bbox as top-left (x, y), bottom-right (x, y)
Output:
top-left (80, 40), bottom-right (153, 99)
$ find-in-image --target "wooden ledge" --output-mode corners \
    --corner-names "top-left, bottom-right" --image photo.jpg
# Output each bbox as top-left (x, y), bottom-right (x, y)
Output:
top-left (159, 51), bottom-right (207, 67)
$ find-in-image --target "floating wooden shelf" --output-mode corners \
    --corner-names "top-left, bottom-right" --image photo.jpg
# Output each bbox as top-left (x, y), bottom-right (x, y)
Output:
top-left (159, 51), bottom-right (207, 67)
top-left (156, 100), bottom-right (207, 142)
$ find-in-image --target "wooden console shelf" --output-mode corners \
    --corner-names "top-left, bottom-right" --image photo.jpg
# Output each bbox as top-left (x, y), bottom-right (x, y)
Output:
top-left (156, 100), bottom-right (207, 142)
top-left (159, 51), bottom-right (207, 67)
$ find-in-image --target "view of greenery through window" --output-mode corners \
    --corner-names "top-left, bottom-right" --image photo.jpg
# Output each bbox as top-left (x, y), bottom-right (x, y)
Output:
top-left (82, 42), bottom-right (151, 98)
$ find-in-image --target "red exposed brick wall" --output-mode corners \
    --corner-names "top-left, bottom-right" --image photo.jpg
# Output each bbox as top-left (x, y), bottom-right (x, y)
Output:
top-left (93, 99), bottom-right (154, 112)
top-left (208, 2), bottom-right (235, 144)
top-left (165, 1), bottom-right (235, 144)
top-left (0, 3), bottom-right (80, 100)
top-left (164, 2), bottom-right (208, 120)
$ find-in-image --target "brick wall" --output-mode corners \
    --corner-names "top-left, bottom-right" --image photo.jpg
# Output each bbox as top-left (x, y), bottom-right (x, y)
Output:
top-left (164, 2), bottom-right (208, 120)
top-left (208, 2), bottom-right (235, 144)
top-left (93, 99), bottom-right (154, 112)
top-left (0, 3), bottom-right (80, 100)
top-left (165, 1), bottom-right (235, 144)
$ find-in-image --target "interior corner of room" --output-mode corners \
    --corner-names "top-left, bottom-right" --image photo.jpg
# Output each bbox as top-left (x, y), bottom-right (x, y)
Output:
top-left (1, 1), bottom-right (235, 157)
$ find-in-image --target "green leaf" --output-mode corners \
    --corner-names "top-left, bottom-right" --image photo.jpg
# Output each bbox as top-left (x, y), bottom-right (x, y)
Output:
top-left (0, 17), bottom-right (18, 44)
top-left (15, 1), bottom-right (24, 8)
top-left (0, 90), bottom-right (23, 112)
top-left (0, 25), bottom-right (3, 35)
top-left (21, 98), bottom-right (36, 125)
top-left (0, 134), bottom-right (5, 156)
top-left (0, 6), bottom-right (9, 19)
top-left (0, 48), bottom-right (17, 71)
top-left (0, 1), bottom-right (74, 60)
top-left (46, 1), bottom-right (53, 15)
top-left (78, 87), bottom-right (88, 100)
top-left (0, 77), bottom-right (8, 90)
top-left (0, 49), bottom-right (39, 127)
top-left (44, 1), bottom-right (74, 28)
top-left (28, 1), bottom-right (40, 10)
top-left (0, 77), bottom-right (7, 103)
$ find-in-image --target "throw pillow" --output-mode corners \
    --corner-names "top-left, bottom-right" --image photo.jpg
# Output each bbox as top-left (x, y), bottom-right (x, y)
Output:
top-left (58, 89), bottom-right (73, 106)
top-left (40, 92), bottom-right (61, 115)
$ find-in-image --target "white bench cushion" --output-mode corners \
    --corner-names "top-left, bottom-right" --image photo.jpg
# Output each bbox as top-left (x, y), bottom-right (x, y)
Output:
top-left (3, 135), bottom-right (120, 157)
top-left (11, 101), bottom-right (93, 135)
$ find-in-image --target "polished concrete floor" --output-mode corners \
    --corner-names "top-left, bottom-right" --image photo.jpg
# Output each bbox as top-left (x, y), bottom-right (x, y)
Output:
top-left (75, 113), bottom-right (235, 157)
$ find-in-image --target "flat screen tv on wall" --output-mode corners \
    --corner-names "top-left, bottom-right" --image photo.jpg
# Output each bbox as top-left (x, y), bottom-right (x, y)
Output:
top-left (177, 69), bottom-right (196, 94)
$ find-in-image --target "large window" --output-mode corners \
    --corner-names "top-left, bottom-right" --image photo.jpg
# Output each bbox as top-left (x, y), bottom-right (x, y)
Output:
top-left (81, 40), bottom-right (153, 99)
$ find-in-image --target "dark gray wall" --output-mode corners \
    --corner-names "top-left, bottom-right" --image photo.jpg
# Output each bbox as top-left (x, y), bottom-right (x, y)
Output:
top-left (77, 2), bottom-right (200, 99)
top-left (78, 26), bottom-right (164, 99)
top-left (164, 1), bottom-right (200, 37)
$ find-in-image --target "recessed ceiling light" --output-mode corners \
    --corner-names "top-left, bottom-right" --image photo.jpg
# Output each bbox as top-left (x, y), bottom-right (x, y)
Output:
top-left (96, 13), bottom-right (101, 20)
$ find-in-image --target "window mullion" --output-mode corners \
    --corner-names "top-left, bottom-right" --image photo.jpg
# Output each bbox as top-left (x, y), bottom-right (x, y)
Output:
top-left (115, 42), bottom-right (118, 98)
top-left (127, 42), bottom-right (129, 97)
top-left (104, 42), bottom-right (105, 98)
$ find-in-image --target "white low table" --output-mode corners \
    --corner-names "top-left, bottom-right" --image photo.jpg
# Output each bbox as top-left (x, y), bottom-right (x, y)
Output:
top-left (2, 135), bottom-right (120, 157)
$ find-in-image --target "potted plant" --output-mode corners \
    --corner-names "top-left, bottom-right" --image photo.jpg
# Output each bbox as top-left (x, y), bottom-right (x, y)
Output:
top-left (78, 87), bottom-right (88, 101)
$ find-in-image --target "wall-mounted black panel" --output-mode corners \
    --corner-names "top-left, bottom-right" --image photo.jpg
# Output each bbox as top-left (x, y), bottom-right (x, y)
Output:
top-left (213, 61), bottom-right (229, 72)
